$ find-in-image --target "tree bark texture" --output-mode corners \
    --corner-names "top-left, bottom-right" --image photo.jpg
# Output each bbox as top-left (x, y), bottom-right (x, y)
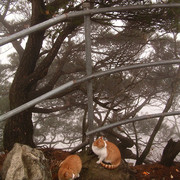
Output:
top-left (160, 139), bottom-right (180, 167)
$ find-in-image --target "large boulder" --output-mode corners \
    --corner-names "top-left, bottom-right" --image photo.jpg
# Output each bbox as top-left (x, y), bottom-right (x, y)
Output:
top-left (2, 143), bottom-right (52, 180)
top-left (79, 151), bottom-right (135, 180)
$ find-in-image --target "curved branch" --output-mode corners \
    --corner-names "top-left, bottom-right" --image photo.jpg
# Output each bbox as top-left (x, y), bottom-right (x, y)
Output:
top-left (0, 15), bottom-right (24, 57)
top-left (27, 20), bottom-right (83, 88)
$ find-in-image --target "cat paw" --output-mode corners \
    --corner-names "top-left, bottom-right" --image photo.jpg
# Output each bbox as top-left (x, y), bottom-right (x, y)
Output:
top-left (96, 160), bottom-right (101, 164)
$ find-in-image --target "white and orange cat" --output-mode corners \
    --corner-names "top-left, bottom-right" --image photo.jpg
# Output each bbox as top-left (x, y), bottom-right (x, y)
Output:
top-left (58, 154), bottom-right (82, 180)
top-left (92, 136), bottom-right (121, 169)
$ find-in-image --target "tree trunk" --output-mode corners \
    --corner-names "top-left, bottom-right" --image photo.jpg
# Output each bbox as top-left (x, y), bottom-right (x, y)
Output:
top-left (160, 139), bottom-right (180, 167)
top-left (3, 110), bottom-right (35, 151)
top-left (3, 0), bottom-right (46, 151)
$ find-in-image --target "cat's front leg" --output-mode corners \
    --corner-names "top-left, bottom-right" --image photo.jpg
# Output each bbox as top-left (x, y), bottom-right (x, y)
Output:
top-left (97, 156), bottom-right (105, 164)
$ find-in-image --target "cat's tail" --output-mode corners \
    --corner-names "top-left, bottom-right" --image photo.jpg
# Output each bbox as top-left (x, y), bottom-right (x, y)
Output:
top-left (100, 160), bottom-right (120, 169)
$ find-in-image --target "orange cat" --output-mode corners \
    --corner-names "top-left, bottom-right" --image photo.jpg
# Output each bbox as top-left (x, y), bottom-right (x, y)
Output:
top-left (92, 136), bottom-right (121, 169)
top-left (58, 154), bottom-right (82, 180)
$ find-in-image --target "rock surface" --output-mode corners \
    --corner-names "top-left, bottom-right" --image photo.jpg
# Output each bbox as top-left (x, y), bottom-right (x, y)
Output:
top-left (2, 143), bottom-right (52, 180)
top-left (78, 151), bottom-right (135, 180)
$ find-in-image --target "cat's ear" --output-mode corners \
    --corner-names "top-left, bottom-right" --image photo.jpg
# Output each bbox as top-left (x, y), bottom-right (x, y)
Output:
top-left (100, 136), bottom-right (104, 139)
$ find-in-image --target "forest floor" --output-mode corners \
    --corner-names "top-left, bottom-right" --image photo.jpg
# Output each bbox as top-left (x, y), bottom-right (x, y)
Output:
top-left (0, 148), bottom-right (180, 180)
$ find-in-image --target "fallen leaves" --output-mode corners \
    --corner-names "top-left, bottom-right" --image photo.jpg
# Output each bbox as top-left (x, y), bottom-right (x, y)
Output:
top-left (131, 163), bottom-right (180, 180)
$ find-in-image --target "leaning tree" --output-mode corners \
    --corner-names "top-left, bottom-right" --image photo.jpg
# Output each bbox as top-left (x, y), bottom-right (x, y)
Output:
top-left (2, 0), bottom-right (84, 150)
